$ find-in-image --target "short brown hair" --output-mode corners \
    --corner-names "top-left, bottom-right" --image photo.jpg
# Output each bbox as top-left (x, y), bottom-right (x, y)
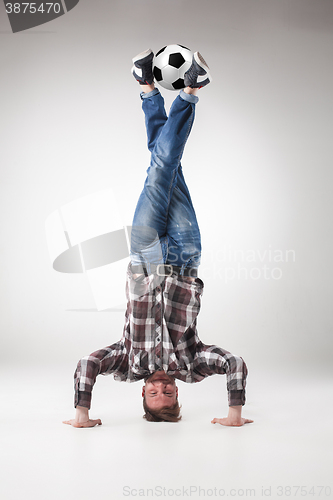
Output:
top-left (143, 396), bottom-right (182, 422)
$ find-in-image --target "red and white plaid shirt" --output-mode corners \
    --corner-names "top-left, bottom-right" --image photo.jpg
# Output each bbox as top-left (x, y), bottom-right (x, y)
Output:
top-left (75, 264), bottom-right (247, 408)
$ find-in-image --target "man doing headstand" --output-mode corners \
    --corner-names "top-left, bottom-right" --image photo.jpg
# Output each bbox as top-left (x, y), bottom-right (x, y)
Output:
top-left (63, 48), bottom-right (253, 428)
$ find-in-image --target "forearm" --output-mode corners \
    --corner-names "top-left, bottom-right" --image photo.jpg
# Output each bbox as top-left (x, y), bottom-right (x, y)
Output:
top-left (227, 405), bottom-right (243, 424)
top-left (74, 343), bottom-right (126, 409)
top-left (228, 389), bottom-right (246, 407)
top-left (75, 406), bottom-right (89, 423)
top-left (226, 356), bottom-right (248, 404)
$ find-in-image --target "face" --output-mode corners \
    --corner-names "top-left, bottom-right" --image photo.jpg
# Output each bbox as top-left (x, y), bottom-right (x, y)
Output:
top-left (142, 370), bottom-right (178, 410)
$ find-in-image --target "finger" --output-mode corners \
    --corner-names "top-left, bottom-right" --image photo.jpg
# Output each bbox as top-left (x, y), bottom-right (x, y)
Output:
top-left (211, 418), bottom-right (224, 425)
top-left (77, 419), bottom-right (102, 428)
top-left (90, 419), bottom-right (102, 426)
top-left (72, 421), bottom-right (87, 428)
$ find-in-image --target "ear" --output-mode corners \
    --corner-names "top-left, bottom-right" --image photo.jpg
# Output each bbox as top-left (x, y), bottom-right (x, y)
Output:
top-left (142, 386), bottom-right (145, 398)
top-left (175, 387), bottom-right (178, 397)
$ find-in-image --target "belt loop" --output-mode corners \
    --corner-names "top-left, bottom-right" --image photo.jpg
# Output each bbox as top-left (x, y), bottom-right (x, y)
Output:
top-left (157, 264), bottom-right (173, 277)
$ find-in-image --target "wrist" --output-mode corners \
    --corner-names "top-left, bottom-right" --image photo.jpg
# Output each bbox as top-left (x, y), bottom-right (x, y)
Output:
top-left (75, 406), bottom-right (89, 422)
top-left (228, 405), bottom-right (242, 422)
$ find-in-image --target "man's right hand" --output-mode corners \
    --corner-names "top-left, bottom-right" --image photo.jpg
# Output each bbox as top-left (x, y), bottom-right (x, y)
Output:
top-left (62, 418), bottom-right (102, 428)
top-left (62, 405), bottom-right (102, 428)
top-left (211, 405), bottom-right (253, 427)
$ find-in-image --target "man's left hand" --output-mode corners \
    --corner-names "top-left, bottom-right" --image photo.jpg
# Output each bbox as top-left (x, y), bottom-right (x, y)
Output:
top-left (211, 405), bottom-right (253, 427)
top-left (211, 416), bottom-right (253, 427)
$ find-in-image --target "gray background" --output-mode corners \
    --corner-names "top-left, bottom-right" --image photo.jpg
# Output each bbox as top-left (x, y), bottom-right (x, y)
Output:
top-left (1, 0), bottom-right (332, 366)
top-left (0, 2), bottom-right (333, 499)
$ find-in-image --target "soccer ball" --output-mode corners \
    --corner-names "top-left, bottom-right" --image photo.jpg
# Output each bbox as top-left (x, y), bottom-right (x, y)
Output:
top-left (153, 44), bottom-right (193, 91)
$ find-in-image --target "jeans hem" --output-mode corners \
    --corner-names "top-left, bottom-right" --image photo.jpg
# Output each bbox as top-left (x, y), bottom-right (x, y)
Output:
top-left (140, 88), bottom-right (160, 100)
top-left (179, 89), bottom-right (199, 104)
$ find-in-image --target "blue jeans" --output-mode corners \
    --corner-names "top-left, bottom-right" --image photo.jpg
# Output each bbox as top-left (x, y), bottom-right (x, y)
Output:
top-left (130, 89), bottom-right (201, 273)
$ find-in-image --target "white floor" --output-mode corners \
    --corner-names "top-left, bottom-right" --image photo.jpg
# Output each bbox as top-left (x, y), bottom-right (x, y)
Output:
top-left (1, 364), bottom-right (332, 500)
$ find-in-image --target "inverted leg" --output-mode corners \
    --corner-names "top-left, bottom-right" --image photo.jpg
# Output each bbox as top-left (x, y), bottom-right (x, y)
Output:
top-left (131, 90), bottom-right (199, 267)
top-left (166, 165), bottom-right (201, 269)
top-left (141, 89), bottom-right (168, 153)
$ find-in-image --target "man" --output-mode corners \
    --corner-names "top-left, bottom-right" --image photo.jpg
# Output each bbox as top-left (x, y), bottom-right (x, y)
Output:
top-left (63, 49), bottom-right (253, 428)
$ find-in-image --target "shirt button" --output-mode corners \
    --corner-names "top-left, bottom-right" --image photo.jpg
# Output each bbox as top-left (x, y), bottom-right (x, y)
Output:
top-left (156, 337), bottom-right (160, 342)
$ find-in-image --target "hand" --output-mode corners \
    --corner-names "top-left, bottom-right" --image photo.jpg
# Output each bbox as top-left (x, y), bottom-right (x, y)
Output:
top-left (62, 405), bottom-right (101, 428)
top-left (211, 416), bottom-right (253, 427)
top-left (211, 405), bottom-right (253, 427)
top-left (62, 418), bottom-right (102, 428)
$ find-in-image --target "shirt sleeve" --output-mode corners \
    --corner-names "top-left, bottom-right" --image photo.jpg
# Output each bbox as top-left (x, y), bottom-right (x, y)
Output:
top-left (193, 342), bottom-right (248, 406)
top-left (74, 341), bottom-right (128, 409)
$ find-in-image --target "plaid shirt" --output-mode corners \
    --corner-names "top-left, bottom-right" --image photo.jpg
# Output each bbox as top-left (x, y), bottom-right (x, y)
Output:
top-left (75, 264), bottom-right (247, 408)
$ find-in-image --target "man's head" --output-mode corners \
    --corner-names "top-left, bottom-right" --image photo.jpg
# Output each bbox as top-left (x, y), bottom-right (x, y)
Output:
top-left (142, 370), bottom-right (181, 422)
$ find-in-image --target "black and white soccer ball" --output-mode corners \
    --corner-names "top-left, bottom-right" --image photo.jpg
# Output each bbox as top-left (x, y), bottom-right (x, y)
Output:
top-left (153, 44), bottom-right (193, 91)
